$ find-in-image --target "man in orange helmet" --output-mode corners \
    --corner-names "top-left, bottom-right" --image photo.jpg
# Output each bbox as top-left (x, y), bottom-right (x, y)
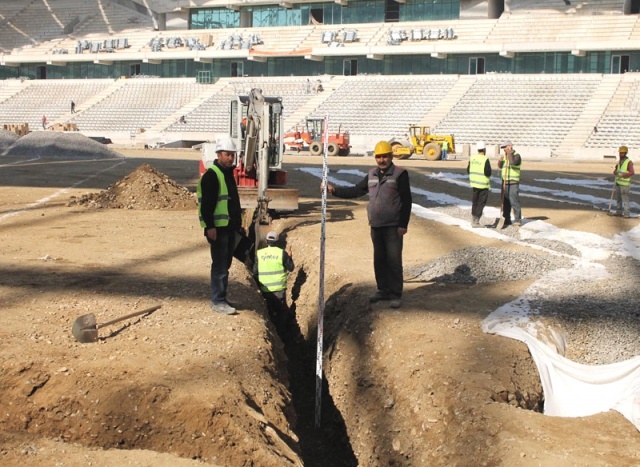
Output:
top-left (324, 141), bottom-right (412, 308)
top-left (609, 145), bottom-right (635, 218)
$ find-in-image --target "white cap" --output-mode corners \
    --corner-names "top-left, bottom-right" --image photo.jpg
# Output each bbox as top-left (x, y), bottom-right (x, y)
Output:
top-left (266, 231), bottom-right (279, 242)
top-left (215, 137), bottom-right (237, 153)
top-left (476, 141), bottom-right (486, 151)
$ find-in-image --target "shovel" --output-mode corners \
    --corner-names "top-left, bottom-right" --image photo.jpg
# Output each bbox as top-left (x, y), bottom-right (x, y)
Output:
top-left (496, 176), bottom-right (507, 229)
top-left (496, 157), bottom-right (509, 229)
top-left (72, 304), bottom-right (161, 343)
top-left (608, 179), bottom-right (617, 214)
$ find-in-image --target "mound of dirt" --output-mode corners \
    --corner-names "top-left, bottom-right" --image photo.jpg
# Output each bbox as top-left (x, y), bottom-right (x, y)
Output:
top-left (68, 163), bottom-right (197, 210)
top-left (0, 129), bottom-right (20, 154)
top-left (3, 132), bottom-right (121, 159)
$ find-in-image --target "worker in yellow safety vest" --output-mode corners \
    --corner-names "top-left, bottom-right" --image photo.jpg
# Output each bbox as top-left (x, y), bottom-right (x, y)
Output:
top-left (498, 140), bottom-right (523, 227)
top-left (254, 231), bottom-right (295, 337)
top-left (609, 145), bottom-right (635, 218)
top-left (198, 137), bottom-right (242, 316)
top-left (467, 141), bottom-right (492, 228)
top-left (442, 139), bottom-right (450, 161)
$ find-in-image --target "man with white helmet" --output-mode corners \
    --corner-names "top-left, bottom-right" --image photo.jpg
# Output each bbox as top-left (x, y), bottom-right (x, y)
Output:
top-left (198, 137), bottom-right (242, 315)
top-left (467, 141), bottom-right (492, 228)
top-left (324, 141), bottom-right (412, 309)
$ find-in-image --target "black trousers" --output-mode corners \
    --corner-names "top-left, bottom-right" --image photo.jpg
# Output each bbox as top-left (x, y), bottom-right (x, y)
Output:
top-left (471, 188), bottom-right (489, 219)
top-left (370, 226), bottom-right (404, 299)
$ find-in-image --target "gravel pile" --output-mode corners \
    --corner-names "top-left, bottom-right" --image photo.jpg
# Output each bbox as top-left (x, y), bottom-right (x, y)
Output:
top-left (419, 204), bottom-right (640, 366)
top-left (406, 246), bottom-right (573, 284)
top-left (0, 129), bottom-right (20, 154)
top-left (3, 132), bottom-right (121, 159)
top-left (68, 163), bottom-right (197, 210)
top-left (530, 256), bottom-right (640, 365)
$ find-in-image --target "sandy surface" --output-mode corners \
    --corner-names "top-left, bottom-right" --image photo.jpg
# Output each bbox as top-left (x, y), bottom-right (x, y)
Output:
top-left (1, 146), bottom-right (639, 466)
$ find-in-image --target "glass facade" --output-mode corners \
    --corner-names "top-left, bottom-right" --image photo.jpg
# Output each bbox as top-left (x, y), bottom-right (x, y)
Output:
top-left (400, 0), bottom-right (460, 21)
top-left (190, 8), bottom-right (240, 29)
top-left (189, 0), bottom-right (459, 29)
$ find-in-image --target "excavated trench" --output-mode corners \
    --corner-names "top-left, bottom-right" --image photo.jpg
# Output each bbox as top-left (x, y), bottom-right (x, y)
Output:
top-left (260, 261), bottom-right (358, 466)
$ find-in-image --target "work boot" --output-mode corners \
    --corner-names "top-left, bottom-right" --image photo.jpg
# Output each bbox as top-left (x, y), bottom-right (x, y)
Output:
top-left (211, 301), bottom-right (238, 315)
top-left (471, 217), bottom-right (481, 228)
top-left (369, 291), bottom-right (390, 303)
top-left (389, 297), bottom-right (402, 309)
top-left (623, 213), bottom-right (631, 218)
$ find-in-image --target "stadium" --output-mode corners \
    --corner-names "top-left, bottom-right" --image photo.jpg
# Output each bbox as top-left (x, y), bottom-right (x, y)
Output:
top-left (1, 0), bottom-right (640, 157)
top-left (3, 2), bottom-right (640, 466)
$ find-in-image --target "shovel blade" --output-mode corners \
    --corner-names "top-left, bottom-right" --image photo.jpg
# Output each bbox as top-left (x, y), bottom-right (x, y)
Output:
top-left (72, 313), bottom-right (99, 343)
top-left (496, 216), bottom-right (506, 230)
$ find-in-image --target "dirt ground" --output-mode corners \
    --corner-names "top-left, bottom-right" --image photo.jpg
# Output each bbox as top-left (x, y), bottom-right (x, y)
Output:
top-left (1, 147), bottom-right (639, 466)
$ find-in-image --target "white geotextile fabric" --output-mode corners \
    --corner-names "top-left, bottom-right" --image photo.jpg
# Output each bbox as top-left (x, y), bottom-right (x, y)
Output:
top-left (483, 315), bottom-right (640, 430)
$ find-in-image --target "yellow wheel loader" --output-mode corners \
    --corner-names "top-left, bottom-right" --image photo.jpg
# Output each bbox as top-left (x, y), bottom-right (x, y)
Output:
top-left (389, 126), bottom-right (455, 161)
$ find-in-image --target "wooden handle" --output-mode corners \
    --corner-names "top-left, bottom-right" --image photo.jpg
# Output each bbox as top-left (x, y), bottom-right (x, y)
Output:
top-left (97, 305), bottom-right (162, 329)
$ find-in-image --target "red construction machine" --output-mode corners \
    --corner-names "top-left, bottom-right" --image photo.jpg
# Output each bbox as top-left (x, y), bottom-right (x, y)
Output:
top-left (284, 117), bottom-right (350, 156)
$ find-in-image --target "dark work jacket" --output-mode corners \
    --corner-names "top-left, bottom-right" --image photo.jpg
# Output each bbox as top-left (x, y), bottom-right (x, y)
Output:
top-left (332, 163), bottom-right (412, 229)
top-left (199, 160), bottom-right (242, 232)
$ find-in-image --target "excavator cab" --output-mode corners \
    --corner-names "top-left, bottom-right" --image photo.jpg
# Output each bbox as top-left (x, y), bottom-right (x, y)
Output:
top-left (306, 118), bottom-right (323, 143)
top-left (227, 89), bottom-right (298, 224)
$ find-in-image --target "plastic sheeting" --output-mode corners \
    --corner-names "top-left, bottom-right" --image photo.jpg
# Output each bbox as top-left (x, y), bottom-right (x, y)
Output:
top-left (483, 301), bottom-right (640, 431)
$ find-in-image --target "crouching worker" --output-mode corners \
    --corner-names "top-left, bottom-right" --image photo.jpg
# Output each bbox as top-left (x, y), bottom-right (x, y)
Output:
top-left (254, 231), bottom-right (295, 336)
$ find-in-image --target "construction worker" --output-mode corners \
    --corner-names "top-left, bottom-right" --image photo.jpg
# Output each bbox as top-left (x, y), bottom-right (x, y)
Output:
top-left (441, 139), bottom-right (449, 161)
top-left (467, 141), bottom-right (492, 228)
top-left (324, 141), bottom-right (412, 309)
top-left (254, 230), bottom-right (295, 335)
top-left (609, 145), bottom-right (635, 218)
top-left (198, 137), bottom-right (242, 315)
top-left (498, 141), bottom-right (522, 227)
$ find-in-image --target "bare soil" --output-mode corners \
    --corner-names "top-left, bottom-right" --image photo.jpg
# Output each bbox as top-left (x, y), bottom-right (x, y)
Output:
top-left (1, 148), bottom-right (638, 466)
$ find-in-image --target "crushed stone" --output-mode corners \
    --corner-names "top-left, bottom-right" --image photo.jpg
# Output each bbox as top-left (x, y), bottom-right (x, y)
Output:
top-left (0, 129), bottom-right (20, 154)
top-left (3, 132), bottom-right (121, 159)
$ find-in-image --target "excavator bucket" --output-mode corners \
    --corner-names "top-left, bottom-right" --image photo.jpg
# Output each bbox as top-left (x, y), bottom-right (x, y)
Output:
top-left (238, 187), bottom-right (298, 212)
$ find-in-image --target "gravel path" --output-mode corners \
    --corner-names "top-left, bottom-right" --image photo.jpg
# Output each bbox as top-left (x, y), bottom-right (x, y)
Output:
top-left (408, 204), bottom-right (640, 366)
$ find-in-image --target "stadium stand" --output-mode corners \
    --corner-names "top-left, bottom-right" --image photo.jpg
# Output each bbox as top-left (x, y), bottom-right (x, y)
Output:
top-left (0, 0), bottom-right (639, 158)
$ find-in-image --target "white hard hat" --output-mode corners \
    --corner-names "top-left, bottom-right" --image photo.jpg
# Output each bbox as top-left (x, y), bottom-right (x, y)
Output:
top-left (476, 141), bottom-right (486, 151)
top-left (266, 231), bottom-right (279, 242)
top-left (215, 137), bottom-right (237, 153)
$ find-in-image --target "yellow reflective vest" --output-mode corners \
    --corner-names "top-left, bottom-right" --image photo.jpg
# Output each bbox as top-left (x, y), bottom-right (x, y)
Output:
top-left (501, 153), bottom-right (521, 183)
top-left (257, 246), bottom-right (287, 292)
top-left (198, 165), bottom-right (230, 228)
top-left (616, 158), bottom-right (631, 187)
top-left (469, 153), bottom-right (490, 189)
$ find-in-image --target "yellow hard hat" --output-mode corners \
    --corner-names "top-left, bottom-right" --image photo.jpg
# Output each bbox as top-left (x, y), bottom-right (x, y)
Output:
top-left (374, 141), bottom-right (393, 156)
top-left (619, 145), bottom-right (628, 153)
